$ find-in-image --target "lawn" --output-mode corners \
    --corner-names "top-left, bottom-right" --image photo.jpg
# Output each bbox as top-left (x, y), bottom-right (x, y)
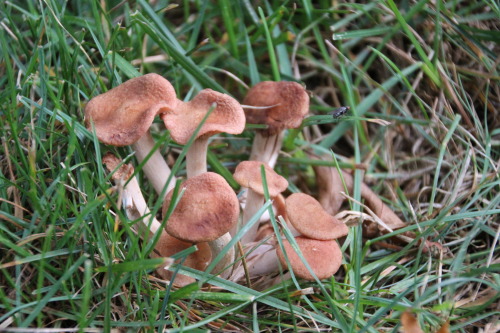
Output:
top-left (0, 0), bottom-right (499, 332)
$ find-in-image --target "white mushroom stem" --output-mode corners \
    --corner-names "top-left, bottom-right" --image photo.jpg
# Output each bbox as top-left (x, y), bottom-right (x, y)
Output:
top-left (131, 132), bottom-right (175, 197)
top-left (121, 174), bottom-right (162, 236)
top-left (185, 136), bottom-right (209, 178)
top-left (240, 189), bottom-right (265, 244)
top-left (249, 131), bottom-right (285, 169)
top-left (207, 232), bottom-right (235, 279)
top-left (229, 243), bottom-right (279, 282)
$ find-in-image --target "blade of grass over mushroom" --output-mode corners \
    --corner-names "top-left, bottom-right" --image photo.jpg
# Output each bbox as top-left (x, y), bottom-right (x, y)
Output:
top-left (95, 257), bottom-right (172, 273)
top-left (148, 105), bottom-right (215, 219)
top-left (204, 200), bottom-right (273, 276)
top-left (207, 150), bottom-right (239, 189)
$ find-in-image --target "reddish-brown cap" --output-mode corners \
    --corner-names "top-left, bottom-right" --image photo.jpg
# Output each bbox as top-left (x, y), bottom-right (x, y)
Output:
top-left (233, 161), bottom-right (288, 197)
top-left (285, 193), bottom-right (348, 240)
top-left (276, 236), bottom-right (342, 280)
top-left (161, 89), bottom-right (245, 144)
top-left (153, 232), bottom-right (212, 286)
top-left (85, 73), bottom-right (177, 146)
top-left (162, 172), bottom-right (239, 243)
top-left (243, 81), bottom-right (309, 135)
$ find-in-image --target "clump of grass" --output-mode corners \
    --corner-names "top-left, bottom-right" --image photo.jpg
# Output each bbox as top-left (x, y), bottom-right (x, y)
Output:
top-left (0, 1), bottom-right (498, 332)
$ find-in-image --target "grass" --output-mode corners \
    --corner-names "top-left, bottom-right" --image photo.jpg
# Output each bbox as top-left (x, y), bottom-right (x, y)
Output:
top-left (0, 0), bottom-right (499, 332)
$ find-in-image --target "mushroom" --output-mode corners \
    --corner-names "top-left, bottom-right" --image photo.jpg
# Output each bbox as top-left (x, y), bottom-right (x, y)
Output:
top-left (153, 232), bottom-right (212, 286)
top-left (276, 236), bottom-right (343, 281)
top-left (162, 172), bottom-right (240, 278)
top-left (233, 161), bottom-right (288, 244)
top-left (243, 81), bottom-right (309, 168)
top-left (103, 153), bottom-right (209, 286)
top-left (86, 74), bottom-right (178, 196)
top-left (312, 162), bottom-right (406, 231)
top-left (102, 152), bottom-right (161, 234)
top-left (285, 193), bottom-right (348, 240)
top-left (161, 89), bottom-right (245, 178)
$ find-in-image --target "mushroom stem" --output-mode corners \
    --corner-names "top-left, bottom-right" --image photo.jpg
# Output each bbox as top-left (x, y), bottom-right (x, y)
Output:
top-left (249, 132), bottom-right (284, 169)
top-left (132, 132), bottom-right (175, 197)
top-left (230, 244), bottom-right (279, 282)
top-left (122, 175), bottom-right (162, 235)
top-left (207, 232), bottom-right (235, 279)
top-left (241, 189), bottom-right (265, 244)
top-left (185, 136), bottom-right (209, 178)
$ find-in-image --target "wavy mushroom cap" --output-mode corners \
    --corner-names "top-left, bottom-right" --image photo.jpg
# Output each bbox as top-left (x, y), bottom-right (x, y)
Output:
top-left (85, 73), bottom-right (177, 146)
top-left (161, 89), bottom-right (245, 145)
top-left (233, 161), bottom-right (288, 197)
top-left (162, 172), bottom-right (240, 243)
top-left (286, 193), bottom-right (348, 240)
top-left (276, 236), bottom-right (343, 280)
top-left (243, 81), bottom-right (310, 135)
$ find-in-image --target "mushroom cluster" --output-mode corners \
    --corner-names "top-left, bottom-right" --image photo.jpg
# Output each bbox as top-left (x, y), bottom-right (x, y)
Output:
top-left (87, 74), bottom-right (410, 288)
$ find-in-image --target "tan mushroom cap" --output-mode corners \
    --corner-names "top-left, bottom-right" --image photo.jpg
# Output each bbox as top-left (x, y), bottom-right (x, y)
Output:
top-left (285, 193), bottom-right (348, 240)
top-left (153, 232), bottom-right (212, 286)
top-left (161, 89), bottom-right (245, 145)
top-left (162, 172), bottom-right (239, 243)
top-left (243, 81), bottom-right (310, 135)
top-left (102, 152), bottom-right (134, 181)
top-left (85, 73), bottom-right (177, 146)
top-left (276, 236), bottom-right (342, 280)
top-left (233, 161), bottom-right (288, 197)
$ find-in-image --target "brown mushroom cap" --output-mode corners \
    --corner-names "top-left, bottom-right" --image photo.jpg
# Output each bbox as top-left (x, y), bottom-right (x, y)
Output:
top-left (162, 172), bottom-right (240, 243)
top-left (243, 81), bottom-right (310, 135)
top-left (102, 152), bottom-right (134, 181)
top-left (84, 73), bottom-right (177, 146)
top-left (276, 236), bottom-right (342, 280)
top-left (153, 232), bottom-right (212, 286)
top-left (161, 89), bottom-right (245, 145)
top-left (285, 193), bottom-right (348, 240)
top-left (233, 161), bottom-right (288, 197)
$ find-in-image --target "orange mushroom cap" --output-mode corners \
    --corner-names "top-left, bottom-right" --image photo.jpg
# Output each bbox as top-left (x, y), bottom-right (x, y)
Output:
top-left (243, 81), bottom-right (309, 135)
top-left (276, 236), bottom-right (342, 280)
top-left (233, 161), bottom-right (288, 197)
top-left (161, 89), bottom-right (245, 144)
top-left (84, 73), bottom-right (177, 146)
top-left (285, 193), bottom-right (348, 240)
top-left (162, 172), bottom-right (240, 243)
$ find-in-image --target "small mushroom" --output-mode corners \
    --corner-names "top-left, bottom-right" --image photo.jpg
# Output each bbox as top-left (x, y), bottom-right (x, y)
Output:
top-left (312, 163), bottom-right (406, 231)
top-left (233, 161), bottom-right (288, 243)
top-left (285, 193), bottom-right (348, 240)
top-left (103, 153), bottom-right (208, 286)
top-left (86, 74), bottom-right (178, 196)
top-left (153, 232), bottom-right (212, 286)
top-left (162, 172), bottom-right (240, 278)
top-left (102, 152), bottom-right (161, 234)
top-left (161, 89), bottom-right (245, 178)
top-left (243, 81), bottom-right (309, 168)
top-left (276, 236), bottom-right (343, 281)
